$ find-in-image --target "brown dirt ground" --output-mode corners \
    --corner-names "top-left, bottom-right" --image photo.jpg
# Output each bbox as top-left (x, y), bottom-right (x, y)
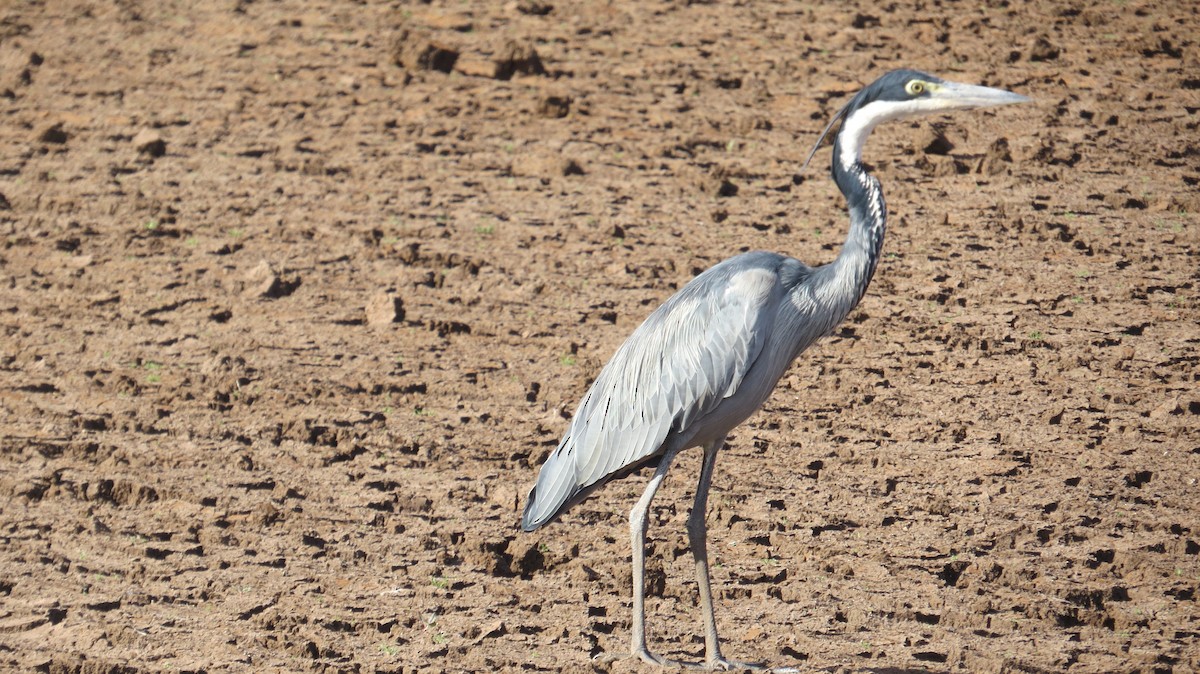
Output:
top-left (1, 1), bottom-right (1198, 672)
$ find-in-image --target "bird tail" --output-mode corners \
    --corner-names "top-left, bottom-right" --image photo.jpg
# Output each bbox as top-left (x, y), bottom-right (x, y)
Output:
top-left (520, 485), bottom-right (546, 532)
top-left (521, 433), bottom-right (664, 532)
top-left (520, 437), bottom-right (578, 532)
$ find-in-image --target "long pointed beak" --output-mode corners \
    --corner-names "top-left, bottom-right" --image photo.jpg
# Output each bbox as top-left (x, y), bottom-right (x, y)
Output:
top-left (933, 81), bottom-right (1031, 110)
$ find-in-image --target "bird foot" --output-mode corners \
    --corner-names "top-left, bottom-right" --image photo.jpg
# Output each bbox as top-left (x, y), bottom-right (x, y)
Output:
top-left (593, 649), bottom-right (795, 672)
top-left (710, 658), bottom-right (802, 673)
top-left (592, 648), bottom-right (687, 668)
top-left (707, 657), bottom-right (755, 671)
top-left (638, 648), bottom-right (689, 668)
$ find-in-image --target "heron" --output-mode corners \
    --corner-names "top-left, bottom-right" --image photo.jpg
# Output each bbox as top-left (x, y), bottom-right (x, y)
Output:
top-left (521, 69), bottom-right (1029, 670)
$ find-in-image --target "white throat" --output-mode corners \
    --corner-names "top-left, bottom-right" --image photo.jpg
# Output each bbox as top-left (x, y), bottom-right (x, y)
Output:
top-left (836, 98), bottom-right (950, 171)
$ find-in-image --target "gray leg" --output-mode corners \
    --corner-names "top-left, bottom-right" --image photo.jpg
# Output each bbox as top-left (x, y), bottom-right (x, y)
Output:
top-left (629, 447), bottom-right (681, 666)
top-left (687, 437), bottom-right (767, 671)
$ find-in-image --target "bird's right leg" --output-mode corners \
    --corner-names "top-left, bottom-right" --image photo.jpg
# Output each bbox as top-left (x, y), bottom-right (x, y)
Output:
top-left (628, 447), bottom-right (681, 667)
top-left (688, 437), bottom-right (769, 671)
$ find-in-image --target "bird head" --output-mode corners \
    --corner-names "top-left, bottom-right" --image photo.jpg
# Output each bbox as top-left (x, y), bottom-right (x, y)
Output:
top-left (845, 69), bottom-right (1031, 118)
top-left (803, 69), bottom-right (1030, 171)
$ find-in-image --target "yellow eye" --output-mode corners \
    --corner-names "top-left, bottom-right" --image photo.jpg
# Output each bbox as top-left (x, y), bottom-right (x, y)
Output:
top-left (906, 80), bottom-right (925, 95)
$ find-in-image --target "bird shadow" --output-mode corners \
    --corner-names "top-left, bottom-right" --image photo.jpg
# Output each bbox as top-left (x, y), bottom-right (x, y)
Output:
top-left (589, 653), bottom-right (942, 674)
top-left (788, 656), bottom-right (950, 674)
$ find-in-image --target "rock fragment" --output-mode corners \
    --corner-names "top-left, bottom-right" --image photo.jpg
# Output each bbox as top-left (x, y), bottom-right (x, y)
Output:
top-left (366, 292), bottom-right (405, 326)
top-left (978, 137), bottom-right (1014, 175)
top-left (512, 0), bottom-right (553, 15)
top-left (132, 128), bottom-right (166, 157)
top-left (456, 40), bottom-right (546, 80)
top-left (493, 40), bottom-right (546, 79)
top-left (537, 95), bottom-right (571, 118)
top-left (37, 122), bottom-right (68, 144)
top-left (244, 260), bottom-right (300, 299)
top-left (511, 151), bottom-right (583, 178)
top-left (1029, 36), bottom-right (1060, 62)
top-left (392, 28), bottom-right (459, 73)
top-left (473, 620), bottom-right (507, 643)
top-left (690, 165), bottom-right (738, 198)
top-left (922, 128), bottom-right (955, 156)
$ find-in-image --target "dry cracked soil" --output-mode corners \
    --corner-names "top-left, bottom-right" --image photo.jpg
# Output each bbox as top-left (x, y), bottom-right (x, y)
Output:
top-left (0, 0), bottom-right (1198, 673)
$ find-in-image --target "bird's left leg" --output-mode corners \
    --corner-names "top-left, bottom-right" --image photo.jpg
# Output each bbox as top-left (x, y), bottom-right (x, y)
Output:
top-left (687, 437), bottom-right (767, 671)
top-left (628, 447), bottom-right (684, 668)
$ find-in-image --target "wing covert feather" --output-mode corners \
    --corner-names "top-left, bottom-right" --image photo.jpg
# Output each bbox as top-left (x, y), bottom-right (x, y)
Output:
top-left (522, 258), bottom-right (784, 529)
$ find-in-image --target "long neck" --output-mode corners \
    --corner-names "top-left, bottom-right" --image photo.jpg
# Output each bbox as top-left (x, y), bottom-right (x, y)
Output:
top-left (830, 158), bottom-right (888, 297)
top-left (813, 130), bottom-right (888, 313)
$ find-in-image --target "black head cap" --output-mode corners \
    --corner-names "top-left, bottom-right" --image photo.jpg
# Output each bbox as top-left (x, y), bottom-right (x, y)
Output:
top-left (802, 69), bottom-right (944, 170)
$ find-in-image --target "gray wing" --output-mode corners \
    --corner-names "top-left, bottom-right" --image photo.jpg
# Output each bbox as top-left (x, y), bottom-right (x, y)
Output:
top-left (521, 255), bottom-right (787, 531)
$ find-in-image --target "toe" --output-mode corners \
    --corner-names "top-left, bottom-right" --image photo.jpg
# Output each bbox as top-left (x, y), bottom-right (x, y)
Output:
top-left (708, 656), bottom-right (768, 671)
